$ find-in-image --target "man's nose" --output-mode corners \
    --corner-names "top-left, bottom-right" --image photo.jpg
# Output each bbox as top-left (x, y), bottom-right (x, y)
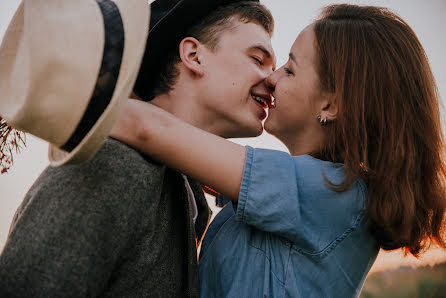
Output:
top-left (264, 71), bottom-right (276, 93)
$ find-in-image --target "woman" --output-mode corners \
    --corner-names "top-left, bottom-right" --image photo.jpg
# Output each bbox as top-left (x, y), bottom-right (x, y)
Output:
top-left (111, 4), bottom-right (446, 297)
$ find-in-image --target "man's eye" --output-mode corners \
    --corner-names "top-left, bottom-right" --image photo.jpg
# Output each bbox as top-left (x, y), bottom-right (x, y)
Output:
top-left (284, 67), bottom-right (293, 76)
top-left (252, 57), bottom-right (263, 65)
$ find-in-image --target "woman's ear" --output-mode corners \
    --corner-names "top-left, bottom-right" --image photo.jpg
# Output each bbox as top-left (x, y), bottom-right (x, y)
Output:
top-left (179, 37), bottom-right (204, 77)
top-left (319, 93), bottom-right (338, 121)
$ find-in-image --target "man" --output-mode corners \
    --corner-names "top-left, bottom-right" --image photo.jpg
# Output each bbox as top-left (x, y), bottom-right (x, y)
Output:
top-left (0, 0), bottom-right (275, 296)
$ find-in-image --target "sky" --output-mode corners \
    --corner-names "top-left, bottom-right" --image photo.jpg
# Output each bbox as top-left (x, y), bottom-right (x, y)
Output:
top-left (1, 0), bottom-right (445, 268)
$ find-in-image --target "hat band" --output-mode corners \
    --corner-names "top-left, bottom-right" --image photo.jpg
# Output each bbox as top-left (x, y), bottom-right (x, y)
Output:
top-left (61, 0), bottom-right (124, 152)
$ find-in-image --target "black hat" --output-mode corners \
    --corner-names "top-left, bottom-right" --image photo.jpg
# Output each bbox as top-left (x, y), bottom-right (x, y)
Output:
top-left (133, 0), bottom-right (259, 101)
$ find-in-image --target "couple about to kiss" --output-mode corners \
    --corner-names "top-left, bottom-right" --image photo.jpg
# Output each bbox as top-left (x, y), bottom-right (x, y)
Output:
top-left (0, 0), bottom-right (445, 297)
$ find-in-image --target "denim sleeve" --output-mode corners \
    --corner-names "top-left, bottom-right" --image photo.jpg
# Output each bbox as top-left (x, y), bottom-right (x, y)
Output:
top-left (237, 146), bottom-right (303, 243)
top-left (236, 146), bottom-right (365, 250)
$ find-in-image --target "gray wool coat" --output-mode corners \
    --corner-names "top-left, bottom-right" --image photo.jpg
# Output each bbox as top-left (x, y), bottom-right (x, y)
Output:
top-left (0, 138), bottom-right (210, 297)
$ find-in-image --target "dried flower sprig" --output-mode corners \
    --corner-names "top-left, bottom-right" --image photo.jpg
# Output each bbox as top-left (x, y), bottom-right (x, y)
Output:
top-left (0, 117), bottom-right (26, 174)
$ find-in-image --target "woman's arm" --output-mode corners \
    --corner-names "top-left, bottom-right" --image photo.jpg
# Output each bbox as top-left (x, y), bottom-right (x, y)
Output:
top-left (110, 98), bottom-right (246, 200)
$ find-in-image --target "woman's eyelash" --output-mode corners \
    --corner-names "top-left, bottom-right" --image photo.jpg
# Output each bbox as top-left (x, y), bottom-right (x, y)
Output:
top-left (284, 67), bottom-right (293, 75)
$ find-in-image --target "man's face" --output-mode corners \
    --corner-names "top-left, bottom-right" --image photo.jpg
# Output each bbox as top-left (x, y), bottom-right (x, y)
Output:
top-left (197, 20), bottom-right (276, 138)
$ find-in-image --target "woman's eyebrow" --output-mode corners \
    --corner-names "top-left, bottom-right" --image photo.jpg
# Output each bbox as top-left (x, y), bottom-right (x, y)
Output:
top-left (289, 52), bottom-right (298, 65)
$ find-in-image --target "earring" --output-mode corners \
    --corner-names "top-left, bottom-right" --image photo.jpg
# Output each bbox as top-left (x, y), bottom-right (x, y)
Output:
top-left (316, 114), bottom-right (328, 126)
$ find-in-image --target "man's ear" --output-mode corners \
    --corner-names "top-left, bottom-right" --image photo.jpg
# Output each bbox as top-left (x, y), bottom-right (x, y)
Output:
top-left (179, 37), bottom-right (204, 77)
top-left (319, 93), bottom-right (338, 121)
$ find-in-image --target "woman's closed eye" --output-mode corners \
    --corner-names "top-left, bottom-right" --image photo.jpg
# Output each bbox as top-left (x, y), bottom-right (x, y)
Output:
top-left (284, 67), bottom-right (294, 76)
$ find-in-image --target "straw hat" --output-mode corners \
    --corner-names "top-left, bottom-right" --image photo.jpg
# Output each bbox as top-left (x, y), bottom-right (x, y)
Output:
top-left (0, 0), bottom-right (151, 166)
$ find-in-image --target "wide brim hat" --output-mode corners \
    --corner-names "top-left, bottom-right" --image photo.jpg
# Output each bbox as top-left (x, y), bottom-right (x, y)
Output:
top-left (0, 0), bottom-right (151, 166)
top-left (133, 0), bottom-right (259, 101)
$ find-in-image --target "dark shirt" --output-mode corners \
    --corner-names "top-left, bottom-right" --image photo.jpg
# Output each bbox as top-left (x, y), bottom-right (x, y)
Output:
top-left (0, 138), bottom-right (210, 297)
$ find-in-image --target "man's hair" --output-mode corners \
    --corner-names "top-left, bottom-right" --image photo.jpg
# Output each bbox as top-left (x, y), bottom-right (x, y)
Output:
top-left (150, 1), bottom-right (274, 99)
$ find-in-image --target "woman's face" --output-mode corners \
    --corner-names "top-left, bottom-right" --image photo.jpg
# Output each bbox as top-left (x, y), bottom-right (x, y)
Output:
top-left (264, 25), bottom-right (324, 150)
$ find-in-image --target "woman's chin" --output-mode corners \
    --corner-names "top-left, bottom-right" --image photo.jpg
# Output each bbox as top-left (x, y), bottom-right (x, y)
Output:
top-left (263, 119), bottom-right (276, 136)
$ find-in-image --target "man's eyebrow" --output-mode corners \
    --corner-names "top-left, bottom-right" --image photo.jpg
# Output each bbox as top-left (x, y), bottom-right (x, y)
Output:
top-left (249, 44), bottom-right (273, 59)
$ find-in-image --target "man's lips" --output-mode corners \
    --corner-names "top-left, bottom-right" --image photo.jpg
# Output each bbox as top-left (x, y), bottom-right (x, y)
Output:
top-left (251, 93), bottom-right (275, 109)
top-left (250, 96), bottom-right (267, 121)
top-left (255, 103), bottom-right (267, 120)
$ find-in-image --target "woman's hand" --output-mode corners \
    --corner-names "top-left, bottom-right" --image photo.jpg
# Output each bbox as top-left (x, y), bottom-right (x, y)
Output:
top-left (110, 99), bottom-right (246, 200)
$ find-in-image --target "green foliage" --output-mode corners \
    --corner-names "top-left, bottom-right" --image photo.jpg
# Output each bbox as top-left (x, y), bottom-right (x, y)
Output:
top-left (0, 117), bottom-right (26, 173)
top-left (361, 262), bottom-right (446, 298)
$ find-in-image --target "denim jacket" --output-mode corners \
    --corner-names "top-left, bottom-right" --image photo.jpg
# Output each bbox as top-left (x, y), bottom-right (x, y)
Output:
top-left (199, 147), bottom-right (379, 298)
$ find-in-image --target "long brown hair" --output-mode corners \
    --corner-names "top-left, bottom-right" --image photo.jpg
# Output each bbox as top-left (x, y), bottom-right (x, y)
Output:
top-left (313, 4), bottom-right (446, 256)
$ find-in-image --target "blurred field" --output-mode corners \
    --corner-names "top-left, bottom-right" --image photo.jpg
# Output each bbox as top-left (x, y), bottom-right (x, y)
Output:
top-left (361, 262), bottom-right (446, 298)
top-left (361, 249), bottom-right (446, 297)
top-left (371, 248), bottom-right (446, 273)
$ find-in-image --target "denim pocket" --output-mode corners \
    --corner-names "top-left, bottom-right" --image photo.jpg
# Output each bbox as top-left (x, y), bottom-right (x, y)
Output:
top-left (247, 227), bottom-right (292, 285)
